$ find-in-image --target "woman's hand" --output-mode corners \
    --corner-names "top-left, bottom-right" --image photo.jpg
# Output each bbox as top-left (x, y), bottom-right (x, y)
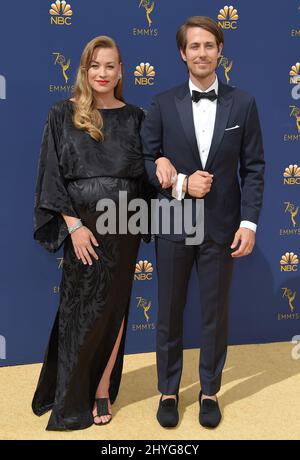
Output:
top-left (155, 157), bottom-right (177, 189)
top-left (71, 226), bottom-right (99, 265)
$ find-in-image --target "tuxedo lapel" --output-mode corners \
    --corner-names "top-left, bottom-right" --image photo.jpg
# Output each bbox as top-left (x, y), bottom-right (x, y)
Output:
top-left (174, 83), bottom-right (203, 169)
top-left (204, 80), bottom-right (233, 171)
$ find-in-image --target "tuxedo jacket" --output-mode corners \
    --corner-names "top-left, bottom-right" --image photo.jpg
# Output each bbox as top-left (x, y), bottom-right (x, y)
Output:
top-left (141, 79), bottom-right (265, 244)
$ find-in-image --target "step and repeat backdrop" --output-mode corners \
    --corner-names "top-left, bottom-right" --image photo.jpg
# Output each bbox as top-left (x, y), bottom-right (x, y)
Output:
top-left (0, 1), bottom-right (300, 365)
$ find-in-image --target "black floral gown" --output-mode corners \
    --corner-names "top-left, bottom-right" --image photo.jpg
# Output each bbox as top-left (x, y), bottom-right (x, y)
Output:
top-left (32, 100), bottom-right (148, 431)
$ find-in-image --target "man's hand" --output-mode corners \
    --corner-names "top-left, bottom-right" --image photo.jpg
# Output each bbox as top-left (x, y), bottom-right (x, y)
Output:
top-left (155, 157), bottom-right (177, 189)
top-left (183, 170), bottom-right (213, 198)
top-left (230, 228), bottom-right (255, 258)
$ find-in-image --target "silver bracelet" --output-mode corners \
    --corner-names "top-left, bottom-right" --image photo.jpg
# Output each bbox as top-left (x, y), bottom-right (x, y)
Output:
top-left (68, 219), bottom-right (83, 234)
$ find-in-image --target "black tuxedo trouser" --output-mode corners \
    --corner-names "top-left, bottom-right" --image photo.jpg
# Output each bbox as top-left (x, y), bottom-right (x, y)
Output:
top-left (155, 236), bottom-right (234, 396)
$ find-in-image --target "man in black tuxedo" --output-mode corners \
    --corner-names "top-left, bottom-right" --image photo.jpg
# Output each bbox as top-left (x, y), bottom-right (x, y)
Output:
top-left (141, 16), bottom-right (265, 428)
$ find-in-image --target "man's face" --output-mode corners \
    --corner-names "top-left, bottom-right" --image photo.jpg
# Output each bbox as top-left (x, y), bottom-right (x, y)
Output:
top-left (180, 27), bottom-right (223, 80)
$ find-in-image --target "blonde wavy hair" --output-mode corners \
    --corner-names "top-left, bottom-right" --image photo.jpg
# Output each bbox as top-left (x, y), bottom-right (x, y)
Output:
top-left (72, 36), bottom-right (124, 141)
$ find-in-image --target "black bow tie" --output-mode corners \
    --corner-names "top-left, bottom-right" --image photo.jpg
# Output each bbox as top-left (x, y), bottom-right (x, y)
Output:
top-left (191, 89), bottom-right (217, 102)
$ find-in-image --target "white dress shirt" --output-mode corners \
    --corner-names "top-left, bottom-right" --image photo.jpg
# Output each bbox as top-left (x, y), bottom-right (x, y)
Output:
top-left (171, 76), bottom-right (257, 233)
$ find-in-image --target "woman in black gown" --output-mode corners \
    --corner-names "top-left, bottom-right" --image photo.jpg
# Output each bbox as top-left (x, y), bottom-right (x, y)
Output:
top-left (32, 36), bottom-right (148, 430)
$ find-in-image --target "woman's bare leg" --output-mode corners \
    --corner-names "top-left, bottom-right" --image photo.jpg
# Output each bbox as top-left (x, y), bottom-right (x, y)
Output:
top-left (93, 318), bottom-right (125, 424)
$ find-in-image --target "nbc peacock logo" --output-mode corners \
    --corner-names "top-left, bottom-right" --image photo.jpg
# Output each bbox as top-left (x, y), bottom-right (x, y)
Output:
top-left (280, 252), bottom-right (299, 272)
top-left (283, 165), bottom-right (300, 185)
top-left (134, 260), bottom-right (153, 281)
top-left (217, 5), bottom-right (239, 30)
top-left (134, 62), bottom-right (155, 85)
top-left (49, 1), bottom-right (73, 26)
top-left (290, 63), bottom-right (300, 85)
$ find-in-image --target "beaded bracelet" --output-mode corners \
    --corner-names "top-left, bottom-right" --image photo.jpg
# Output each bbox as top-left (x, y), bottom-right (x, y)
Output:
top-left (68, 219), bottom-right (83, 234)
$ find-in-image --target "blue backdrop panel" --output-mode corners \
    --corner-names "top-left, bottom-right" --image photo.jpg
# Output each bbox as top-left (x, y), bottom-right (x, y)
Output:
top-left (0, 1), bottom-right (299, 366)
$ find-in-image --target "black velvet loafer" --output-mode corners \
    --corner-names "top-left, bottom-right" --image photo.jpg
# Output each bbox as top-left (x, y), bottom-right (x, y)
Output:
top-left (157, 394), bottom-right (179, 428)
top-left (199, 390), bottom-right (222, 428)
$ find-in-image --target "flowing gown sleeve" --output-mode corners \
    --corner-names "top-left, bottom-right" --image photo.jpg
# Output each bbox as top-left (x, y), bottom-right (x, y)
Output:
top-left (34, 104), bottom-right (78, 252)
top-left (137, 108), bottom-right (156, 243)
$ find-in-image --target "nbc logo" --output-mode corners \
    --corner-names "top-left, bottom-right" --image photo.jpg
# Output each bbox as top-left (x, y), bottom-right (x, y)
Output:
top-left (134, 62), bottom-right (155, 85)
top-left (0, 75), bottom-right (6, 100)
top-left (283, 165), bottom-right (300, 185)
top-left (290, 63), bottom-right (300, 84)
top-left (280, 252), bottom-right (299, 272)
top-left (218, 5), bottom-right (239, 29)
top-left (134, 260), bottom-right (153, 281)
top-left (49, 1), bottom-right (73, 26)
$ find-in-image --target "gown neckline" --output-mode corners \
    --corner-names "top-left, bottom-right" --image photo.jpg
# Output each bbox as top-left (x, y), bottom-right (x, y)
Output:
top-left (68, 99), bottom-right (127, 110)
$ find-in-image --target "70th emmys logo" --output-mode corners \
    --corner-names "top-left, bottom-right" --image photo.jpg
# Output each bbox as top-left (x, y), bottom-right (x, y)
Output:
top-left (291, 5), bottom-right (300, 37)
top-left (280, 202), bottom-right (300, 237)
top-left (282, 288), bottom-right (296, 313)
top-left (139, 0), bottom-right (155, 27)
top-left (278, 288), bottom-right (299, 321)
top-left (134, 62), bottom-right (155, 85)
top-left (280, 252), bottom-right (299, 272)
top-left (289, 105), bottom-right (300, 133)
top-left (49, 1), bottom-right (73, 26)
top-left (53, 53), bottom-right (71, 83)
top-left (0, 75), bottom-right (6, 100)
top-left (136, 296), bottom-right (151, 322)
top-left (131, 296), bottom-right (156, 331)
top-left (49, 52), bottom-right (74, 93)
top-left (284, 202), bottom-right (299, 228)
top-left (283, 165), bottom-right (300, 185)
top-left (133, 0), bottom-right (158, 36)
top-left (218, 5), bottom-right (239, 30)
top-left (218, 55), bottom-right (233, 84)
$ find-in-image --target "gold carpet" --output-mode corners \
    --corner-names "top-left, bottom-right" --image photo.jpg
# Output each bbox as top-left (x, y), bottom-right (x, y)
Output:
top-left (1, 342), bottom-right (299, 440)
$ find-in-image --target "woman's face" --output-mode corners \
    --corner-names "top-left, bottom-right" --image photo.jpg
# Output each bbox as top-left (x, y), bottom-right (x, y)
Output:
top-left (87, 46), bottom-right (122, 97)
